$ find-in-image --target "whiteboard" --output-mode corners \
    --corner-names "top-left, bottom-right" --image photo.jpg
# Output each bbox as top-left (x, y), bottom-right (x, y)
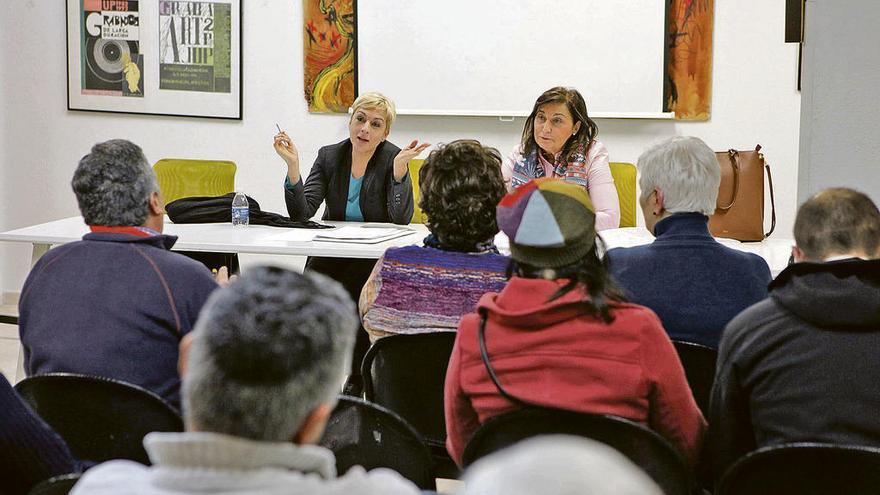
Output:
top-left (357, 0), bottom-right (668, 118)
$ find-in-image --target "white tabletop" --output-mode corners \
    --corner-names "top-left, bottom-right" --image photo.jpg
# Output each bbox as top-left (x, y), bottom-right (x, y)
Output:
top-left (0, 217), bottom-right (794, 275)
top-left (0, 216), bottom-right (431, 259)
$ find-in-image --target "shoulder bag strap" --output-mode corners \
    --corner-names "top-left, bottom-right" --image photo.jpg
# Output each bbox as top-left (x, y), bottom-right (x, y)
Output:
top-left (478, 309), bottom-right (534, 408)
top-left (717, 149), bottom-right (741, 211)
top-left (764, 161), bottom-right (777, 237)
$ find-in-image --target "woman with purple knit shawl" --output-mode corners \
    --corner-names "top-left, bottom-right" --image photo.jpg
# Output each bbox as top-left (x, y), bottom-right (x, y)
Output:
top-left (359, 140), bottom-right (510, 341)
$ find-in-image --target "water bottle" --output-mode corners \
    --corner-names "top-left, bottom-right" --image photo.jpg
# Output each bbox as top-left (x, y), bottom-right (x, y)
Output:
top-left (231, 191), bottom-right (249, 228)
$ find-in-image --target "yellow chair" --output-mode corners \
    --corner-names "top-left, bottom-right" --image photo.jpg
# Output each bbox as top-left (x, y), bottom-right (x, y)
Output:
top-left (153, 159), bottom-right (237, 205)
top-left (408, 159), bottom-right (427, 224)
top-left (609, 162), bottom-right (637, 228)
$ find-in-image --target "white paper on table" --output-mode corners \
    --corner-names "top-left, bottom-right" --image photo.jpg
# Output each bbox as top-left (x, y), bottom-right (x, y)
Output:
top-left (313, 226), bottom-right (415, 243)
top-left (599, 227), bottom-right (656, 250)
top-left (263, 230), bottom-right (322, 242)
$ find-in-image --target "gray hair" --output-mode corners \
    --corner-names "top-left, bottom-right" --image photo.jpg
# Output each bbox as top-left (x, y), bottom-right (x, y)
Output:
top-left (637, 136), bottom-right (721, 216)
top-left (71, 139), bottom-right (159, 226)
top-left (182, 266), bottom-right (358, 442)
top-left (462, 435), bottom-right (663, 495)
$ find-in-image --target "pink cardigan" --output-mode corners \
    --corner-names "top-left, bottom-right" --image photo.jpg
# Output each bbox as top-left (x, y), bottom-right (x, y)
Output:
top-left (503, 140), bottom-right (620, 231)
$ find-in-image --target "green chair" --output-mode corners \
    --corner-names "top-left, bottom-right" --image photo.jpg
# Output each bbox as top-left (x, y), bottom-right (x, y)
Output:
top-left (408, 159), bottom-right (427, 224)
top-left (153, 159), bottom-right (237, 206)
top-left (610, 162), bottom-right (637, 228)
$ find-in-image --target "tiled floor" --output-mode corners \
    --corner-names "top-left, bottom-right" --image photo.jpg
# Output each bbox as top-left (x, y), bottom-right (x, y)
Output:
top-left (0, 322), bottom-right (22, 383)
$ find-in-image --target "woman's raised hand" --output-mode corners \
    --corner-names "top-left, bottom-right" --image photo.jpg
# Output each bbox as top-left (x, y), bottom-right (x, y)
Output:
top-left (273, 131), bottom-right (301, 183)
top-left (393, 139), bottom-right (431, 181)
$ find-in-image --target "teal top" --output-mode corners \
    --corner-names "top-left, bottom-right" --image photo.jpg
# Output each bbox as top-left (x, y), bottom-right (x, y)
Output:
top-left (346, 174), bottom-right (365, 221)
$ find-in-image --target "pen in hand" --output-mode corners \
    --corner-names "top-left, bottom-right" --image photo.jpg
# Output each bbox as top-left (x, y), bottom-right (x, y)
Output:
top-left (275, 123), bottom-right (283, 133)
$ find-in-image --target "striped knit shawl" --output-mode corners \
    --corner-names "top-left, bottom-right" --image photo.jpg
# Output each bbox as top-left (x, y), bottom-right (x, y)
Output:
top-left (364, 245), bottom-right (510, 336)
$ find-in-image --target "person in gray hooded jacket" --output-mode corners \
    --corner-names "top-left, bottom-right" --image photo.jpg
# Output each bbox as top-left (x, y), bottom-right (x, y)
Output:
top-left (703, 188), bottom-right (880, 486)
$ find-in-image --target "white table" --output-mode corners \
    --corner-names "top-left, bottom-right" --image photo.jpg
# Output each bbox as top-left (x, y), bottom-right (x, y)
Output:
top-left (0, 217), bottom-right (794, 277)
top-left (0, 216), bottom-right (432, 266)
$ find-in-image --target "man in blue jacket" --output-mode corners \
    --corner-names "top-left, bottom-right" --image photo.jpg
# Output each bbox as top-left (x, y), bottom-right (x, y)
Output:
top-left (605, 136), bottom-right (771, 348)
top-left (18, 139), bottom-right (220, 409)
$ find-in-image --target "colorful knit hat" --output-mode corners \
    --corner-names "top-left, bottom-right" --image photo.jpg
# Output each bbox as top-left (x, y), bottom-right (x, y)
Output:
top-left (497, 178), bottom-right (596, 268)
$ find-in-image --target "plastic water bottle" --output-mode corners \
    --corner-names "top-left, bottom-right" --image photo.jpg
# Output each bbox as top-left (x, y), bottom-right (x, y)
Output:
top-left (231, 191), bottom-right (249, 228)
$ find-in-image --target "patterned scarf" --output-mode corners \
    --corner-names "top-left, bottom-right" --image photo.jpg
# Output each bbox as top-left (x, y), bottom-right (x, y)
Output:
top-left (510, 142), bottom-right (591, 190)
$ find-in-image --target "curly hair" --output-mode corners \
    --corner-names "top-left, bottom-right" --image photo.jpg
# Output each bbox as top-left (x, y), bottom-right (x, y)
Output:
top-left (419, 140), bottom-right (507, 251)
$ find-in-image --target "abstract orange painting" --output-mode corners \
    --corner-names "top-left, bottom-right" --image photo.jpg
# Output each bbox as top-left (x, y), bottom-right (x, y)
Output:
top-left (303, 0), bottom-right (355, 113)
top-left (665, 0), bottom-right (714, 120)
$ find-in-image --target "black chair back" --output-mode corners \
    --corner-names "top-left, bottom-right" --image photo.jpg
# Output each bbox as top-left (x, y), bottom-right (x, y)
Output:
top-left (27, 473), bottom-right (81, 495)
top-left (14, 373), bottom-right (183, 465)
top-left (361, 332), bottom-right (456, 449)
top-left (461, 407), bottom-right (691, 495)
top-left (672, 340), bottom-right (717, 415)
top-left (717, 443), bottom-right (880, 495)
top-left (319, 396), bottom-right (434, 489)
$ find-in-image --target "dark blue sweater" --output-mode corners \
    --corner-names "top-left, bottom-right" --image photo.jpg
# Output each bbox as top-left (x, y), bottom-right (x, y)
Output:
top-left (606, 213), bottom-right (771, 348)
top-left (0, 373), bottom-right (79, 495)
top-left (18, 230), bottom-right (218, 408)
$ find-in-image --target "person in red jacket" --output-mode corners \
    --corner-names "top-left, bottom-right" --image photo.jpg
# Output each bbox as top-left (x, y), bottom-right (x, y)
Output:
top-left (444, 178), bottom-right (705, 467)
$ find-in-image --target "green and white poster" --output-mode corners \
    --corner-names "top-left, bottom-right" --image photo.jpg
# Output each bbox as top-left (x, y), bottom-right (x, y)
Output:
top-left (158, 1), bottom-right (231, 93)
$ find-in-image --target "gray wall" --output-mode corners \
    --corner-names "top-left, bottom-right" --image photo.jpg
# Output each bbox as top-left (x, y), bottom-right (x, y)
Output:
top-left (798, 0), bottom-right (880, 205)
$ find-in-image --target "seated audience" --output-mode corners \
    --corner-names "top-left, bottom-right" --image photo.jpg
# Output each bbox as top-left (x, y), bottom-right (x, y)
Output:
top-left (461, 435), bottom-right (662, 495)
top-left (606, 136), bottom-right (771, 348)
top-left (1, 373), bottom-right (80, 495)
top-left (360, 139), bottom-right (509, 341)
top-left (18, 139), bottom-right (219, 408)
top-left (703, 188), bottom-right (880, 483)
top-left (71, 266), bottom-right (420, 494)
top-left (444, 178), bottom-right (705, 467)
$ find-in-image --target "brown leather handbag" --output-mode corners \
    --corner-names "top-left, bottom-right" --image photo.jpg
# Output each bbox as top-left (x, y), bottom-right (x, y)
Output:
top-left (708, 145), bottom-right (776, 241)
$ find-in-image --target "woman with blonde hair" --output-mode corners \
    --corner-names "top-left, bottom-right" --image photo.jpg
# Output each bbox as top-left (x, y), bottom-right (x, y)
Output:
top-left (273, 92), bottom-right (429, 392)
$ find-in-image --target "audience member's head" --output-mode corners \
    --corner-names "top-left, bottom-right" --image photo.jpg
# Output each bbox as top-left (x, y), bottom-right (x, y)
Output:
top-left (637, 136), bottom-right (720, 232)
top-left (72, 139), bottom-right (162, 230)
top-left (182, 266), bottom-right (358, 444)
top-left (497, 178), bottom-right (623, 322)
top-left (792, 187), bottom-right (880, 262)
top-left (462, 435), bottom-right (663, 495)
top-left (419, 139), bottom-right (506, 251)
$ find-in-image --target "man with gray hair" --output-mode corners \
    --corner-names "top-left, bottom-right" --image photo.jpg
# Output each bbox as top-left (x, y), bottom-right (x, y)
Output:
top-left (605, 136), bottom-right (770, 348)
top-left (461, 436), bottom-right (663, 495)
top-left (18, 139), bottom-right (219, 408)
top-left (71, 266), bottom-right (420, 494)
top-left (703, 188), bottom-right (880, 485)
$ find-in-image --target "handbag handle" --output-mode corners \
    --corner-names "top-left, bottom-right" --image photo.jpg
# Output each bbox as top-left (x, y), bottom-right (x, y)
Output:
top-left (717, 149), bottom-right (741, 211)
top-left (764, 161), bottom-right (777, 238)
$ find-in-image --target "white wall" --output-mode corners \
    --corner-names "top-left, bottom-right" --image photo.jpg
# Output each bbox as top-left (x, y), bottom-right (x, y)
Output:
top-left (0, 0), bottom-right (801, 293)
top-left (798, 0), bottom-right (880, 205)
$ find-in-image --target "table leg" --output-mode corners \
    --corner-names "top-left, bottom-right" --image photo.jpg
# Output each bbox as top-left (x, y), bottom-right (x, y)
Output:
top-left (31, 242), bottom-right (50, 267)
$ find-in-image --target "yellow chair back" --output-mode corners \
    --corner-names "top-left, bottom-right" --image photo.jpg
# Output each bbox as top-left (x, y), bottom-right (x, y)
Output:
top-left (609, 162), bottom-right (637, 228)
top-left (153, 159), bottom-right (237, 205)
top-left (408, 159), bottom-right (427, 224)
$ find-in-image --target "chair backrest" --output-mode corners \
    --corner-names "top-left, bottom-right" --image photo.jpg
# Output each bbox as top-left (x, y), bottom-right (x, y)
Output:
top-left (319, 396), bottom-right (434, 489)
top-left (27, 473), bottom-right (81, 495)
top-left (671, 340), bottom-right (718, 416)
top-left (361, 332), bottom-right (457, 449)
top-left (153, 158), bottom-right (236, 205)
top-left (717, 443), bottom-right (880, 495)
top-left (461, 407), bottom-right (692, 495)
top-left (610, 162), bottom-right (637, 227)
top-left (408, 159), bottom-right (426, 224)
top-left (14, 373), bottom-right (183, 465)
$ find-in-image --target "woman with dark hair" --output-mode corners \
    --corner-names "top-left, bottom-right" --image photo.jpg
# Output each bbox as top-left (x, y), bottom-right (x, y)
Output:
top-left (444, 178), bottom-right (705, 468)
top-left (504, 86), bottom-right (620, 230)
top-left (359, 140), bottom-right (510, 341)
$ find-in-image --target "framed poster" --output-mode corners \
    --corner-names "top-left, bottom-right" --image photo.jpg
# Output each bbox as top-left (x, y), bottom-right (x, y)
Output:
top-left (66, 0), bottom-right (242, 119)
